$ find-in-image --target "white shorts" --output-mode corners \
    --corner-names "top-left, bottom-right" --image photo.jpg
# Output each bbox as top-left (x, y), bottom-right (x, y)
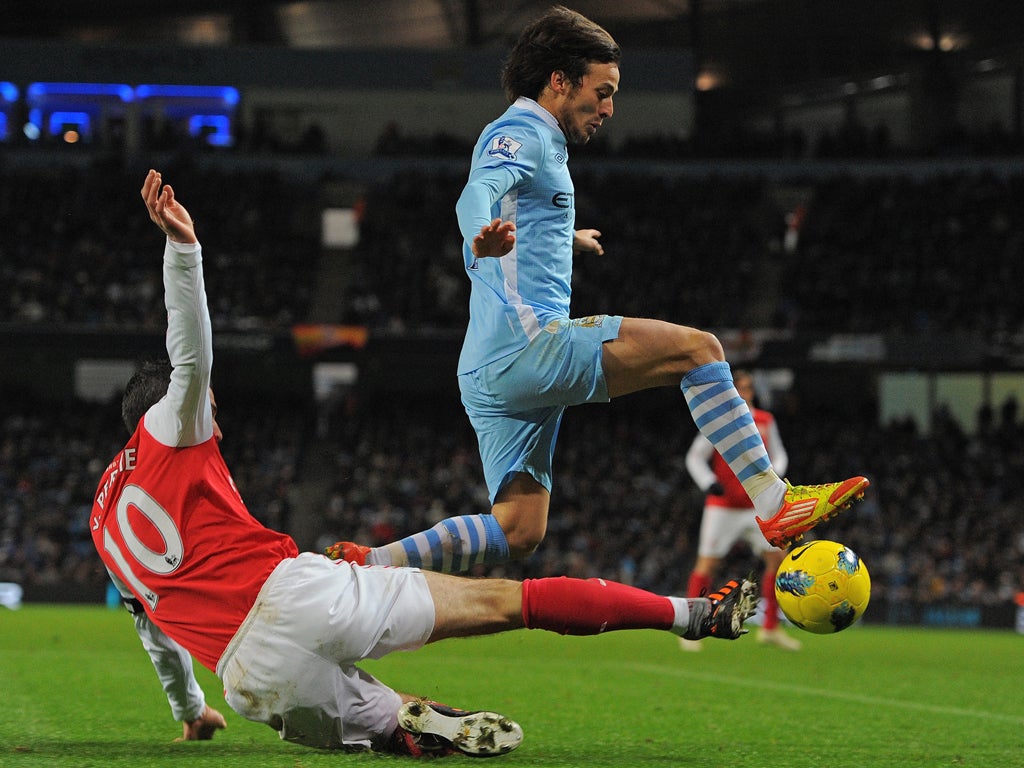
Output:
top-left (697, 505), bottom-right (780, 558)
top-left (216, 552), bottom-right (435, 750)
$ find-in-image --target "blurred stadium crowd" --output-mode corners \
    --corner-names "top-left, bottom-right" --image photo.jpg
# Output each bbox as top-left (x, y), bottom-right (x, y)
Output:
top-left (348, 166), bottom-right (1024, 338)
top-left (0, 160), bottom-right (320, 330)
top-left (4, 156), bottom-right (1024, 338)
top-left (1, 153), bottom-right (1022, 618)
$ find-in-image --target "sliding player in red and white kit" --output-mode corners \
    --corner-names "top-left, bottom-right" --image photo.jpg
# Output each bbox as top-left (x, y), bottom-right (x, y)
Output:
top-left (91, 170), bottom-right (758, 755)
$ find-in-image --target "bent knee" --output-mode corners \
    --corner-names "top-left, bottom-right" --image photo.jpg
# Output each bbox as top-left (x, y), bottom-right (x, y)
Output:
top-left (687, 328), bottom-right (724, 364)
top-left (491, 475), bottom-right (549, 560)
top-left (504, 528), bottom-right (544, 559)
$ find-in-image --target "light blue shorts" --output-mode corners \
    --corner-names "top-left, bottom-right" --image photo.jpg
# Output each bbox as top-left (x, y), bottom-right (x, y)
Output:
top-left (458, 314), bottom-right (623, 502)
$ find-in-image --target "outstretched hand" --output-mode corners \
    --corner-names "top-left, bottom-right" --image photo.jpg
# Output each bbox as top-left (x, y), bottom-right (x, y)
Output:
top-left (471, 218), bottom-right (516, 258)
top-left (573, 228), bottom-right (604, 256)
top-left (176, 704), bottom-right (227, 741)
top-left (142, 169), bottom-right (197, 244)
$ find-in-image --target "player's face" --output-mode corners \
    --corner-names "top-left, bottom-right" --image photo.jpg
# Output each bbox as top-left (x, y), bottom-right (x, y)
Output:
top-left (559, 61), bottom-right (618, 145)
top-left (209, 389), bottom-right (223, 442)
top-left (735, 376), bottom-right (755, 406)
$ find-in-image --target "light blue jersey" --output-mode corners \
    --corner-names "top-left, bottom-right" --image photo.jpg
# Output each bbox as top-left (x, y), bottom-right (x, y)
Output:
top-left (455, 97), bottom-right (576, 375)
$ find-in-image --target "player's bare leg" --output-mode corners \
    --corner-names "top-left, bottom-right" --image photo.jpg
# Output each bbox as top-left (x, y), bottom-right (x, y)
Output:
top-left (419, 570), bottom-right (757, 643)
top-left (604, 318), bottom-right (869, 548)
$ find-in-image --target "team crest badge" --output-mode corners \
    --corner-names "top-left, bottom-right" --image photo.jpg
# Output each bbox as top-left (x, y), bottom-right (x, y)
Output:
top-left (488, 135), bottom-right (523, 160)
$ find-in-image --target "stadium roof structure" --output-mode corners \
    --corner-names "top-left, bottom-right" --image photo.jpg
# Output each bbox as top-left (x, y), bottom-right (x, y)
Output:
top-left (3, 0), bottom-right (1024, 109)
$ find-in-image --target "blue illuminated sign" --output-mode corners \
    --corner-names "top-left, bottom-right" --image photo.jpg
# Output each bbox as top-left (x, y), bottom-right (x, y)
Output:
top-left (135, 84), bottom-right (239, 105)
top-left (18, 82), bottom-right (240, 145)
top-left (27, 82), bottom-right (133, 102)
top-left (188, 114), bottom-right (233, 146)
top-left (49, 111), bottom-right (91, 135)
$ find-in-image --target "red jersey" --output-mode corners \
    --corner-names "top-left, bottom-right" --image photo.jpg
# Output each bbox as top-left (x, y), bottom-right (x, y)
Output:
top-left (689, 407), bottom-right (786, 510)
top-left (91, 237), bottom-right (298, 672)
top-left (92, 424), bottom-right (298, 671)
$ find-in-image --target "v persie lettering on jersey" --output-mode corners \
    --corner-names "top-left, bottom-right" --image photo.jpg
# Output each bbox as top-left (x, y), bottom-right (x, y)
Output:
top-left (95, 448), bottom-right (137, 510)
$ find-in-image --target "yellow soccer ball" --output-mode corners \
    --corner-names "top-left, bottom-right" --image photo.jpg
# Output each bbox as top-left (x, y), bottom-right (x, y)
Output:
top-left (775, 540), bottom-right (871, 634)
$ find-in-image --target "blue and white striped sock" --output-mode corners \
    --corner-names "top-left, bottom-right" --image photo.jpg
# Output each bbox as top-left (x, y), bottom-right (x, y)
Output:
top-left (680, 362), bottom-right (784, 516)
top-left (368, 514), bottom-right (510, 572)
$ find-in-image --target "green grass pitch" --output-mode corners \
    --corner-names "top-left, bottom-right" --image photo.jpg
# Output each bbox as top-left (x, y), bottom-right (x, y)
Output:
top-left (2, 605), bottom-right (1022, 767)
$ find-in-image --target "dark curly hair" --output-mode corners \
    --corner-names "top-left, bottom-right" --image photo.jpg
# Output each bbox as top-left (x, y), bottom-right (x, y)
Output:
top-left (121, 358), bottom-right (173, 434)
top-left (501, 5), bottom-right (620, 103)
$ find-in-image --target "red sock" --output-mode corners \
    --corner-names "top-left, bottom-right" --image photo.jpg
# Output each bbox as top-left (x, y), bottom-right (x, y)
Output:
top-left (521, 576), bottom-right (675, 635)
top-left (762, 566), bottom-right (779, 630)
top-left (687, 571), bottom-right (712, 598)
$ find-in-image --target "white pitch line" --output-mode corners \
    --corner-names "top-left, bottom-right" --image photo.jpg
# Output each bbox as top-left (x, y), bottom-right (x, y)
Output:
top-left (626, 662), bottom-right (1024, 724)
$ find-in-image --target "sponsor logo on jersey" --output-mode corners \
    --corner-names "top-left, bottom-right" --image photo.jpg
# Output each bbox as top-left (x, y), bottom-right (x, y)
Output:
top-left (551, 191), bottom-right (573, 209)
top-left (488, 135), bottom-right (523, 160)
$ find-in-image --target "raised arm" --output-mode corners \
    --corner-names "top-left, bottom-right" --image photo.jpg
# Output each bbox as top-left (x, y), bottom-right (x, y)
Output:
top-left (139, 170), bottom-right (216, 448)
top-left (142, 169), bottom-right (196, 245)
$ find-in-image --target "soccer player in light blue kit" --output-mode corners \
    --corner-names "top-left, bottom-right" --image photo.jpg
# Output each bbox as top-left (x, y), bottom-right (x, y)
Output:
top-left (328, 5), bottom-right (868, 572)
